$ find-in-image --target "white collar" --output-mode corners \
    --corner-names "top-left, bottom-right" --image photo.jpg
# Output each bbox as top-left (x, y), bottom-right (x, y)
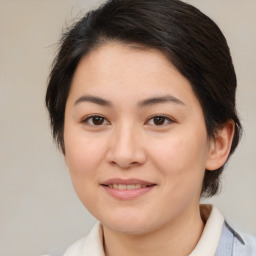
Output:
top-left (189, 204), bottom-right (224, 256)
top-left (63, 204), bottom-right (224, 256)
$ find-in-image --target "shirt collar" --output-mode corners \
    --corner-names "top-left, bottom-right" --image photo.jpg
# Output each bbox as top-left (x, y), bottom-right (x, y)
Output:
top-left (78, 204), bottom-right (224, 256)
top-left (189, 204), bottom-right (224, 256)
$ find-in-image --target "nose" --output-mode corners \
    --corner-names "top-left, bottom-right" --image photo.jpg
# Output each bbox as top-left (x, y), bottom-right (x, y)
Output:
top-left (106, 124), bottom-right (147, 169)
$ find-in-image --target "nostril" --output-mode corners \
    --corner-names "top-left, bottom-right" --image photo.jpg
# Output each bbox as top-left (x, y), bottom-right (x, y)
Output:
top-left (108, 160), bottom-right (141, 169)
top-left (109, 160), bottom-right (118, 166)
top-left (130, 161), bottom-right (141, 167)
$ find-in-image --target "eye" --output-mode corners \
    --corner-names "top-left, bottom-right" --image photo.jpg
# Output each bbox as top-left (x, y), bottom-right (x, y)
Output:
top-left (147, 115), bottom-right (174, 126)
top-left (82, 115), bottom-right (110, 126)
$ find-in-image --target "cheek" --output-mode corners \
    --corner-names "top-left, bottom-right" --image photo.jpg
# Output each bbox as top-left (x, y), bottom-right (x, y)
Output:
top-left (64, 132), bottom-right (106, 208)
top-left (149, 137), bottom-right (204, 170)
top-left (64, 129), bottom-right (106, 179)
top-left (147, 130), bottom-right (208, 187)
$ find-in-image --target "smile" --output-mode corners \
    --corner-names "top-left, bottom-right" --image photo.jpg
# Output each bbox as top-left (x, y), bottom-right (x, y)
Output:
top-left (105, 184), bottom-right (149, 190)
top-left (101, 179), bottom-right (156, 200)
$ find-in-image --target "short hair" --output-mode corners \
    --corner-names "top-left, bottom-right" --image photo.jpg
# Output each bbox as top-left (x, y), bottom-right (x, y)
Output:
top-left (46, 0), bottom-right (242, 197)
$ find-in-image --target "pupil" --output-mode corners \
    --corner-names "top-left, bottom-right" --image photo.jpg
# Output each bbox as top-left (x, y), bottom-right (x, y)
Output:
top-left (154, 117), bottom-right (165, 125)
top-left (93, 116), bottom-right (104, 125)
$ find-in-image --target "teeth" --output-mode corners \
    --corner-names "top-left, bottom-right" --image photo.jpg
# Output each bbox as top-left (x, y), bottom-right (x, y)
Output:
top-left (119, 184), bottom-right (126, 190)
top-left (113, 184), bottom-right (119, 189)
top-left (107, 184), bottom-right (148, 190)
top-left (127, 184), bottom-right (136, 190)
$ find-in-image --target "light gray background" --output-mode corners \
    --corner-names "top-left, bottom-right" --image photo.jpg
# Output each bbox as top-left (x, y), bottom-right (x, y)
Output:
top-left (0, 1), bottom-right (255, 256)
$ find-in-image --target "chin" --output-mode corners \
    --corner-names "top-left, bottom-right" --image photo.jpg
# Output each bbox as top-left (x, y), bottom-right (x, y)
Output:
top-left (99, 211), bottom-right (159, 235)
top-left (104, 221), bottom-right (152, 235)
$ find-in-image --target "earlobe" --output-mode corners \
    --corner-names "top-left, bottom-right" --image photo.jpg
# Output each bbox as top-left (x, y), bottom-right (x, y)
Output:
top-left (206, 120), bottom-right (235, 171)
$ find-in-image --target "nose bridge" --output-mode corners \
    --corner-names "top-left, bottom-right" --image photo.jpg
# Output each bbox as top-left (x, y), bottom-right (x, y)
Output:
top-left (107, 120), bottom-right (146, 168)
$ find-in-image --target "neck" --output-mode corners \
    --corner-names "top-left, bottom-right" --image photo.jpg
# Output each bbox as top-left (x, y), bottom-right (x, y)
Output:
top-left (103, 205), bottom-right (204, 256)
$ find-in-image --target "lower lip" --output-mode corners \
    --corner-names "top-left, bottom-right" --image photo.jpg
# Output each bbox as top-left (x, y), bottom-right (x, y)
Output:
top-left (102, 185), bottom-right (155, 200)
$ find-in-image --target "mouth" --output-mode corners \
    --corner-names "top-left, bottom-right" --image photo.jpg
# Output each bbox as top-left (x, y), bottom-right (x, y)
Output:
top-left (100, 179), bottom-right (156, 199)
top-left (102, 184), bottom-right (154, 190)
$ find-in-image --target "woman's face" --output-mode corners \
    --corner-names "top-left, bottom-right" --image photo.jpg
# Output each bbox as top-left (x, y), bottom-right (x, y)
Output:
top-left (64, 43), bottom-right (213, 235)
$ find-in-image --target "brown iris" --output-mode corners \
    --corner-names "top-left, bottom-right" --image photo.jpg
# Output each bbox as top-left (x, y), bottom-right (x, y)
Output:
top-left (153, 116), bottom-right (166, 125)
top-left (92, 116), bottom-right (105, 125)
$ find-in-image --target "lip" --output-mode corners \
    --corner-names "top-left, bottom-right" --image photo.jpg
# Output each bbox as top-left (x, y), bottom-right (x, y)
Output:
top-left (101, 178), bottom-right (155, 186)
top-left (100, 178), bottom-right (156, 200)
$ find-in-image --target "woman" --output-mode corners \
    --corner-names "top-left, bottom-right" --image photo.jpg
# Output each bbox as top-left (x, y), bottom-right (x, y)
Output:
top-left (45, 0), bottom-right (256, 255)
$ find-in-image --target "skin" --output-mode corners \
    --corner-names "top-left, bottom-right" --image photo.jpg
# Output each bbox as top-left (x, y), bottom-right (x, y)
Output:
top-left (64, 42), bottom-right (234, 256)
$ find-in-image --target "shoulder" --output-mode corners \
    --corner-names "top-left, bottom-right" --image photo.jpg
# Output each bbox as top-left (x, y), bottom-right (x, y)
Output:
top-left (233, 230), bottom-right (256, 255)
top-left (63, 236), bottom-right (88, 256)
top-left (224, 222), bottom-right (256, 255)
top-left (63, 222), bottom-right (105, 256)
top-left (39, 238), bottom-right (88, 256)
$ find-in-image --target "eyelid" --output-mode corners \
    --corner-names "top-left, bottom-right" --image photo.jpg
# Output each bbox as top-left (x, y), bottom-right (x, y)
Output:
top-left (81, 114), bottom-right (110, 126)
top-left (81, 114), bottom-right (175, 126)
top-left (146, 114), bottom-right (175, 126)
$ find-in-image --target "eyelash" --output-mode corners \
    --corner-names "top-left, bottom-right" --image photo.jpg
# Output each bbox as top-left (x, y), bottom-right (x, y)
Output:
top-left (81, 114), bottom-right (174, 127)
top-left (82, 115), bottom-right (110, 126)
top-left (146, 115), bottom-right (174, 126)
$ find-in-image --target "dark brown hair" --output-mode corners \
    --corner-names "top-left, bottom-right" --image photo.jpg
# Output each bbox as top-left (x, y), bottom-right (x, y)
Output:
top-left (46, 0), bottom-right (242, 197)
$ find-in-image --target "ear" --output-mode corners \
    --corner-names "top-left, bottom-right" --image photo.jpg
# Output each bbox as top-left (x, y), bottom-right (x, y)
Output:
top-left (206, 120), bottom-right (235, 171)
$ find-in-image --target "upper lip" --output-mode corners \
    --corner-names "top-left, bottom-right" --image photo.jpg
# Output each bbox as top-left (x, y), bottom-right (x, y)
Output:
top-left (101, 178), bottom-right (156, 186)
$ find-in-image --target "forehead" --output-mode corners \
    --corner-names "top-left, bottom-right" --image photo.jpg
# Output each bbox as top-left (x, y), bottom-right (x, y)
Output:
top-left (67, 42), bottom-right (199, 109)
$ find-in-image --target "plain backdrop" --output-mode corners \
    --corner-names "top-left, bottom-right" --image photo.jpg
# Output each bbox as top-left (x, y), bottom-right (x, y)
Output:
top-left (0, 0), bottom-right (255, 255)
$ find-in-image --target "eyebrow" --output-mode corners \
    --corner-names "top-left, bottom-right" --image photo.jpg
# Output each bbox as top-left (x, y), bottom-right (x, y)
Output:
top-left (74, 95), bottom-right (112, 107)
top-left (74, 94), bottom-right (185, 107)
top-left (138, 95), bottom-right (185, 107)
